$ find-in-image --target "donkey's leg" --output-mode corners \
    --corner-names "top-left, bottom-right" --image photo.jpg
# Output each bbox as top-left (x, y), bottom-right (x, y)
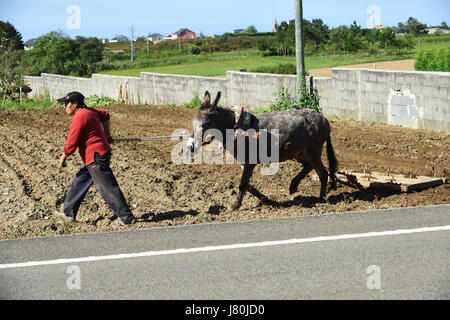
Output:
top-left (289, 161), bottom-right (313, 195)
top-left (232, 164), bottom-right (256, 210)
top-left (247, 184), bottom-right (276, 205)
top-left (310, 158), bottom-right (329, 199)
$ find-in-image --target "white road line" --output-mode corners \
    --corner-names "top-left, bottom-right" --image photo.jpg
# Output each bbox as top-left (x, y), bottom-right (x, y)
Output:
top-left (1, 225), bottom-right (449, 270)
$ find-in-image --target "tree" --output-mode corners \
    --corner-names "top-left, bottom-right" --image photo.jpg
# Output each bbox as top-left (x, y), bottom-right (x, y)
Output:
top-left (76, 36), bottom-right (104, 75)
top-left (390, 35), bottom-right (414, 55)
top-left (329, 27), bottom-right (347, 53)
top-left (245, 25), bottom-right (257, 34)
top-left (344, 32), bottom-right (362, 53)
top-left (364, 29), bottom-right (381, 53)
top-left (395, 22), bottom-right (408, 34)
top-left (27, 31), bottom-right (103, 77)
top-left (0, 21), bottom-right (27, 105)
top-left (257, 37), bottom-right (277, 55)
top-left (0, 44), bottom-right (24, 105)
top-left (0, 20), bottom-right (24, 51)
top-left (28, 31), bottom-right (79, 76)
top-left (349, 20), bottom-right (363, 38)
top-left (441, 21), bottom-right (448, 30)
top-left (276, 21), bottom-right (294, 56)
top-left (378, 28), bottom-right (396, 50)
top-left (303, 19), bottom-right (330, 52)
top-left (405, 17), bottom-right (428, 36)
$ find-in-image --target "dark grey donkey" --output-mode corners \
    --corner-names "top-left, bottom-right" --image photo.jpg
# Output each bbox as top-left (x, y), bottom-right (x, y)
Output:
top-left (186, 91), bottom-right (338, 209)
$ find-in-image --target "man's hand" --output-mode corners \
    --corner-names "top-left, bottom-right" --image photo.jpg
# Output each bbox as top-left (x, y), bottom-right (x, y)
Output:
top-left (59, 153), bottom-right (68, 168)
top-left (106, 135), bottom-right (114, 144)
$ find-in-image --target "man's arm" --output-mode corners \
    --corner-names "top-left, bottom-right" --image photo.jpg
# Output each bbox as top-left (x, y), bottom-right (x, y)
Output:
top-left (59, 116), bottom-right (82, 168)
top-left (102, 119), bottom-right (114, 144)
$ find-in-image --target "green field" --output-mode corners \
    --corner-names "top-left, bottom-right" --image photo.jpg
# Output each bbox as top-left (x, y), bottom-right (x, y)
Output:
top-left (99, 35), bottom-right (450, 77)
top-left (101, 52), bottom-right (290, 77)
top-left (100, 52), bottom-right (419, 77)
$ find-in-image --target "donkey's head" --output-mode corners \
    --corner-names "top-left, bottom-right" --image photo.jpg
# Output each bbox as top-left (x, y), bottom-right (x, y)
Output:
top-left (186, 91), bottom-right (221, 154)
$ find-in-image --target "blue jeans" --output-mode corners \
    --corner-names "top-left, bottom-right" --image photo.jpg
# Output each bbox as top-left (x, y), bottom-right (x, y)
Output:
top-left (63, 151), bottom-right (134, 223)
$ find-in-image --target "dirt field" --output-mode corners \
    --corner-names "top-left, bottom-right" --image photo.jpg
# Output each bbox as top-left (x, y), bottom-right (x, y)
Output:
top-left (0, 104), bottom-right (448, 239)
top-left (308, 59), bottom-right (416, 77)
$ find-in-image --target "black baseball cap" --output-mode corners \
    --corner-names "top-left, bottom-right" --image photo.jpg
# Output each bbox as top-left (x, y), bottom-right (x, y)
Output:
top-left (57, 91), bottom-right (86, 107)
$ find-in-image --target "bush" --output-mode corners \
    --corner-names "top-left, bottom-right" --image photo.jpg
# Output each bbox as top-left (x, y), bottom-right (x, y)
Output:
top-left (268, 79), bottom-right (321, 113)
top-left (188, 44), bottom-right (201, 55)
top-left (84, 95), bottom-right (117, 107)
top-left (184, 93), bottom-right (202, 109)
top-left (297, 79), bottom-right (321, 113)
top-left (268, 86), bottom-right (298, 112)
top-left (251, 63), bottom-right (297, 75)
top-left (415, 47), bottom-right (450, 72)
top-left (0, 94), bottom-right (54, 110)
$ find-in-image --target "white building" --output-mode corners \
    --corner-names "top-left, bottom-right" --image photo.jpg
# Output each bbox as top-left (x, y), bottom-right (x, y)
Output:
top-left (426, 28), bottom-right (449, 34)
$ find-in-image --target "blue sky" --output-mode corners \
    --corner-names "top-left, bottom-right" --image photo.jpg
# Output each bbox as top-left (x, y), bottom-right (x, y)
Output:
top-left (1, 0), bottom-right (448, 41)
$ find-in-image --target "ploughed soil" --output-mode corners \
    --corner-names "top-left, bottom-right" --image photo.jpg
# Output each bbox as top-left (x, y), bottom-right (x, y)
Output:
top-left (0, 104), bottom-right (448, 239)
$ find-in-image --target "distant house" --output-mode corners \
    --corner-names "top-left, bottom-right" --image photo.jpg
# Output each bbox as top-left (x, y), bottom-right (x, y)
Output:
top-left (170, 28), bottom-right (197, 40)
top-left (24, 38), bottom-right (37, 50)
top-left (109, 35), bottom-right (129, 43)
top-left (426, 27), bottom-right (449, 34)
top-left (147, 33), bottom-right (164, 42)
top-left (372, 24), bottom-right (387, 30)
top-left (231, 29), bottom-right (246, 34)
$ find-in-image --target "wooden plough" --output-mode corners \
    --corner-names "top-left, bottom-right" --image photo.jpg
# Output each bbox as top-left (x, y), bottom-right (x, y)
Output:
top-left (315, 170), bottom-right (447, 193)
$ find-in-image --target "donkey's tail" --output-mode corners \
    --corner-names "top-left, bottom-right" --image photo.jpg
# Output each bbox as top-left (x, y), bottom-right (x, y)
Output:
top-left (326, 134), bottom-right (338, 188)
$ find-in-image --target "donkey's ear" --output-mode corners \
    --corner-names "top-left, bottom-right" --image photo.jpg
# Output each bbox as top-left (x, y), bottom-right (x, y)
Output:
top-left (211, 91), bottom-right (221, 109)
top-left (200, 91), bottom-right (211, 109)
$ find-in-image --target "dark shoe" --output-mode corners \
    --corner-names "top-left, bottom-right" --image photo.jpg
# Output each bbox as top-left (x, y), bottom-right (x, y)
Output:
top-left (54, 210), bottom-right (74, 222)
top-left (119, 216), bottom-right (136, 225)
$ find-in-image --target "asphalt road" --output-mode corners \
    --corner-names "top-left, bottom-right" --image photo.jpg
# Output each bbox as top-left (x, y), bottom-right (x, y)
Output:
top-left (1, 205), bottom-right (449, 300)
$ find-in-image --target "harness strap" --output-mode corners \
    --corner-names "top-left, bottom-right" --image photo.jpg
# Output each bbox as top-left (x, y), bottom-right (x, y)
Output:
top-left (230, 104), bottom-right (251, 130)
top-left (230, 104), bottom-right (261, 143)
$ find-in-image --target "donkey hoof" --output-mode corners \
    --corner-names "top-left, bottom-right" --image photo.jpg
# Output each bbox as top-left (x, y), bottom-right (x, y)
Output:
top-left (231, 201), bottom-right (241, 210)
top-left (318, 196), bottom-right (327, 203)
top-left (289, 186), bottom-right (297, 195)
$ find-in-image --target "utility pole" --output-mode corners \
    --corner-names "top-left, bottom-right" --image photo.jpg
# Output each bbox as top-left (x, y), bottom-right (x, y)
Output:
top-left (294, 0), bottom-right (305, 93)
top-left (130, 25), bottom-right (135, 61)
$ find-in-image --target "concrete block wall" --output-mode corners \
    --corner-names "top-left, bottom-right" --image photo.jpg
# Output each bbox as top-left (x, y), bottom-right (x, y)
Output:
top-left (24, 68), bottom-right (449, 133)
top-left (142, 73), bottom-right (228, 106)
top-left (226, 71), bottom-right (298, 109)
top-left (323, 68), bottom-right (450, 133)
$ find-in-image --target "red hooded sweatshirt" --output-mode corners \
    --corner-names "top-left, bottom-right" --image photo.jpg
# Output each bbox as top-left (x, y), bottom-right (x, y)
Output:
top-left (63, 107), bottom-right (111, 165)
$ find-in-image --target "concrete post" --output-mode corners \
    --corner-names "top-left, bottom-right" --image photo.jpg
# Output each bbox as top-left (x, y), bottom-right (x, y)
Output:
top-left (295, 0), bottom-right (306, 94)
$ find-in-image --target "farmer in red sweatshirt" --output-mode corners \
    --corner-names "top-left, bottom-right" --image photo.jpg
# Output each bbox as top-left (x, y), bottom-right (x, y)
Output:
top-left (55, 91), bottom-right (135, 225)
